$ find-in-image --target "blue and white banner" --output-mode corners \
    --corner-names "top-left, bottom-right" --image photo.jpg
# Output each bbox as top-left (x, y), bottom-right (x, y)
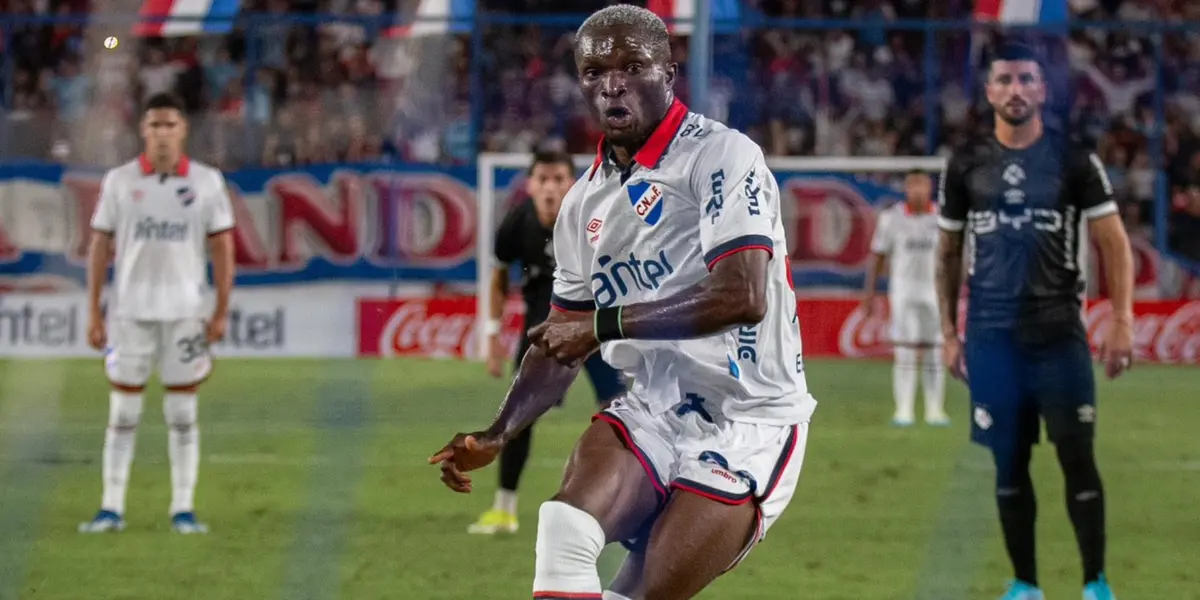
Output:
top-left (0, 161), bottom-right (1189, 299)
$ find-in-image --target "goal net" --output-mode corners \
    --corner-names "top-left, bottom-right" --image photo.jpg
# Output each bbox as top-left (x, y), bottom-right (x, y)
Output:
top-left (475, 152), bottom-right (947, 357)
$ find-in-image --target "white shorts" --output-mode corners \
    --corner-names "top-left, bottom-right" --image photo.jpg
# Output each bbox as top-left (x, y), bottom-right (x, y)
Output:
top-left (596, 393), bottom-right (809, 569)
top-left (889, 296), bottom-right (941, 346)
top-left (105, 319), bottom-right (212, 387)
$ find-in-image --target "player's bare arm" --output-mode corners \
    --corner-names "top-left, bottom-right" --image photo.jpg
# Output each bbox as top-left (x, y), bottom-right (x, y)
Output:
top-left (862, 251), bottom-right (887, 317)
top-left (1089, 213), bottom-right (1135, 378)
top-left (86, 229), bottom-right (114, 350)
top-left (428, 309), bottom-right (583, 493)
top-left (486, 264), bottom-right (509, 377)
top-left (530, 249), bottom-right (770, 365)
top-left (935, 228), bottom-right (965, 379)
top-left (207, 230), bottom-right (235, 344)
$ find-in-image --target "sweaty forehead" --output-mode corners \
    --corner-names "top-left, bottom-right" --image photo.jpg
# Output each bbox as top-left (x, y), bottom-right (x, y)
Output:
top-left (576, 28), bottom-right (658, 63)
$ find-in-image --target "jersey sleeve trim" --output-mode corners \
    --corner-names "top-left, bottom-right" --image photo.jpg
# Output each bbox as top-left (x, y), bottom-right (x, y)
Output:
top-left (1082, 200), bottom-right (1118, 220)
top-left (937, 216), bottom-right (965, 232)
top-left (550, 293), bottom-right (596, 312)
top-left (207, 226), bottom-right (234, 236)
top-left (91, 226), bottom-right (114, 234)
top-left (704, 234), bottom-right (774, 270)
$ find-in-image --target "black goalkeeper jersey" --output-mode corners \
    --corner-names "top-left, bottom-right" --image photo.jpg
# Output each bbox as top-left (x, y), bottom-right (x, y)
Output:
top-left (494, 199), bottom-right (555, 332)
top-left (938, 132), bottom-right (1118, 342)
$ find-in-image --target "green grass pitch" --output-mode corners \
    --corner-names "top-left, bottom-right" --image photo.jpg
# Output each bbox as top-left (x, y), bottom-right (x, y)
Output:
top-left (0, 357), bottom-right (1196, 599)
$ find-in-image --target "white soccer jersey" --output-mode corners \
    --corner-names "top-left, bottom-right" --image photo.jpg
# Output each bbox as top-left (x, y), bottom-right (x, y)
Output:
top-left (870, 203), bottom-right (939, 301)
top-left (91, 155), bottom-right (234, 321)
top-left (551, 101), bottom-right (815, 425)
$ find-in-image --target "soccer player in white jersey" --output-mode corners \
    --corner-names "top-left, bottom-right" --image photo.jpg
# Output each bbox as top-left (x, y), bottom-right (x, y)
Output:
top-left (862, 170), bottom-right (948, 427)
top-left (79, 92), bottom-right (235, 535)
top-left (429, 6), bottom-right (815, 599)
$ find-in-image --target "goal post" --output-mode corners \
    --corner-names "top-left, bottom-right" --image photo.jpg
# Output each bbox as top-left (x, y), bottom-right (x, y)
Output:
top-left (475, 152), bottom-right (949, 356)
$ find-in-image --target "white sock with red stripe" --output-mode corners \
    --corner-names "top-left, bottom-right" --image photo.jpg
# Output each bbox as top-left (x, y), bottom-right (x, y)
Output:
top-left (533, 501), bottom-right (604, 599)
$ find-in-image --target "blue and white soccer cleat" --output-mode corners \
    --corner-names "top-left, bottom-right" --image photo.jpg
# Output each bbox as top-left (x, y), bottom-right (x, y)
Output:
top-left (999, 580), bottom-right (1045, 600)
top-left (1083, 573), bottom-right (1116, 600)
top-left (78, 509), bottom-right (125, 533)
top-left (892, 417), bottom-right (915, 428)
top-left (170, 512), bottom-right (209, 535)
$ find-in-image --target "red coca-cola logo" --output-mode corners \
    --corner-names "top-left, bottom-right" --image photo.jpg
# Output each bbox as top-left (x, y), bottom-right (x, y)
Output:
top-left (359, 296), bottom-right (526, 359)
top-left (1086, 300), bottom-right (1200, 364)
top-left (837, 304), bottom-right (893, 358)
top-left (378, 300), bottom-right (477, 358)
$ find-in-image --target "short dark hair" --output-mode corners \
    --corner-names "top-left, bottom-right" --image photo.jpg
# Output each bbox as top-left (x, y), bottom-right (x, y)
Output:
top-left (988, 42), bottom-right (1044, 75)
top-left (575, 4), bottom-right (671, 63)
top-left (906, 168), bottom-right (927, 177)
top-left (529, 149), bottom-right (575, 174)
top-left (143, 92), bottom-right (186, 114)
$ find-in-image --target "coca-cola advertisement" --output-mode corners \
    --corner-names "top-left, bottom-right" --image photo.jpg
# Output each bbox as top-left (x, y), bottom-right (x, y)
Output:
top-left (358, 296), bottom-right (525, 359)
top-left (799, 298), bottom-right (1200, 364)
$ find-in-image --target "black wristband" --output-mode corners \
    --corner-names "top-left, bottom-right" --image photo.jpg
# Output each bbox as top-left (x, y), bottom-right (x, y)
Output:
top-left (594, 306), bottom-right (624, 343)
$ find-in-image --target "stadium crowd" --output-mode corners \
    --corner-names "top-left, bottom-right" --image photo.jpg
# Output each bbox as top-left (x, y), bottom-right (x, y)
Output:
top-left (0, 0), bottom-right (1198, 261)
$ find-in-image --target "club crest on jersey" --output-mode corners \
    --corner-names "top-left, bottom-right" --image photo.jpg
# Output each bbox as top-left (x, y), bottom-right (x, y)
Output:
top-left (176, 186), bottom-right (196, 207)
top-left (627, 181), bottom-right (665, 226)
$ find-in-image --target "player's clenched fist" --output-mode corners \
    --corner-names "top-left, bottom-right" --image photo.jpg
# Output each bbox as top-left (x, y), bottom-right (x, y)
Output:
top-left (528, 311), bottom-right (599, 366)
top-left (428, 433), bottom-right (504, 493)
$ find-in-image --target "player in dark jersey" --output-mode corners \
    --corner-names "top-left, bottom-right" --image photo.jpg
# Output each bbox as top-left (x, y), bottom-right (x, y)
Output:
top-left (469, 149), bottom-right (626, 536)
top-left (937, 44), bottom-right (1133, 600)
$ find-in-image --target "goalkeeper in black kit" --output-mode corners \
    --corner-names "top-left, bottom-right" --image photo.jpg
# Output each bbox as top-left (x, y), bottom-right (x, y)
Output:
top-left (936, 44), bottom-right (1133, 600)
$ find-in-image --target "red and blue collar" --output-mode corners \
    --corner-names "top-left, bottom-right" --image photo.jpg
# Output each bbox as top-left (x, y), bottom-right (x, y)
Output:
top-left (139, 153), bottom-right (190, 177)
top-left (589, 98), bottom-right (689, 180)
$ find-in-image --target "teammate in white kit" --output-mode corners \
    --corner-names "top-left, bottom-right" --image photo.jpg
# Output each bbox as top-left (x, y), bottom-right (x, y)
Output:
top-left (862, 170), bottom-right (948, 427)
top-left (429, 6), bottom-right (814, 599)
top-left (79, 93), bottom-right (236, 535)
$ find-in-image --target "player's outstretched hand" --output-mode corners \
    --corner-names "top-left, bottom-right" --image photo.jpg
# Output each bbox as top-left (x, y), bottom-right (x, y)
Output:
top-left (428, 433), bottom-right (503, 494)
top-left (1098, 318), bottom-right (1134, 379)
top-left (87, 317), bottom-right (106, 351)
top-left (528, 312), bottom-right (598, 367)
top-left (943, 336), bottom-right (967, 382)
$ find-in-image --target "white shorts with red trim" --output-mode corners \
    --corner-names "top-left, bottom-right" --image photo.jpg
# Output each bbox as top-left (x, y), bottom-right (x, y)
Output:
top-left (105, 319), bottom-right (212, 387)
top-left (595, 392), bottom-right (809, 565)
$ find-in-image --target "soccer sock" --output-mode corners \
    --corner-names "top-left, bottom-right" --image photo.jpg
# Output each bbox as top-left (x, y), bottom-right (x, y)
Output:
top-left (1056, 438), bottom-right (1106, 584)
top-left (499, 424), bottom-right (533, 498)
top-left (921, 348), bottom-right (946, 418)
top-left (533, 501), bottom-right (605, 598)
top-left (892, 347), bottom-right (919, 421)
top-left (494, 489), bottom-right (518, 516)
top-left (995, 443), bottom-right (1038, 586)
top-left (164, 392), bottom-right (199, 515)
top-left (101, 391), bottom-right (144, 515)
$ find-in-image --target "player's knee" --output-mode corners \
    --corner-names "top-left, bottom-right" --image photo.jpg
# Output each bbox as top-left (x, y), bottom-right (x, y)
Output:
top-left (1055, 437), bottom-right (1102, 489)
top-left (534, 501), bottom-right (606, 593)
top-left (163, 392), bottom-right (198, 430)
top-left (108, 391), bottom-right (144, 429)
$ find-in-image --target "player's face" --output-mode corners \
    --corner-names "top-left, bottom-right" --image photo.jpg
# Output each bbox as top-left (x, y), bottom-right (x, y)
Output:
top-left (526, 162), bottom-right (574, 226)
top-left (904, 173), bottom-right (932, 209)
top-left (985, 60), bottom-right (1046, 126)
top-left (575, 27), bottom-right (676, 147)
top-left (141, 108), bottom-right (187, 159)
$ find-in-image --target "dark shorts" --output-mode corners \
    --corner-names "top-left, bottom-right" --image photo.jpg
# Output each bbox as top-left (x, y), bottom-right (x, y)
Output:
top-left (964, 328), bottom-right (1096, 451)
top-left (515, 335), bottom-right (626, 406)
